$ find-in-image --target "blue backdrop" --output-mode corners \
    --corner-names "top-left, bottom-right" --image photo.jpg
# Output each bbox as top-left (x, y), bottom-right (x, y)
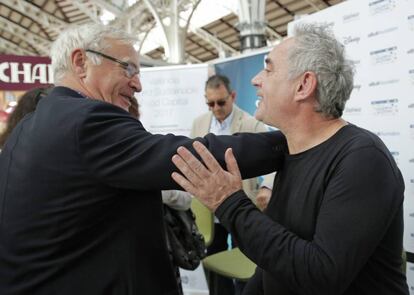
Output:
top-left (214, 51), bottom-right (268, 116)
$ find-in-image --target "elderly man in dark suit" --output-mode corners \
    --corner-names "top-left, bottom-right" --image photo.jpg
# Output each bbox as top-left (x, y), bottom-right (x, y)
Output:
top-left (0, 24), bottom-right (286, 295)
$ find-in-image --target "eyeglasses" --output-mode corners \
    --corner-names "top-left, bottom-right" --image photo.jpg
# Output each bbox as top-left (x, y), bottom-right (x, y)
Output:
top-left (85, 49), bottom-right (140, 79)
top-left (206, 95), bottom-right (230, 108)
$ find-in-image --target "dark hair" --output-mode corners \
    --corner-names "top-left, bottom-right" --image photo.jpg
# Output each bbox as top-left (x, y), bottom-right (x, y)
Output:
top-left (205, 74), bottom-right (232, 93)
top-left (0, 87), bottom-right (50, 147)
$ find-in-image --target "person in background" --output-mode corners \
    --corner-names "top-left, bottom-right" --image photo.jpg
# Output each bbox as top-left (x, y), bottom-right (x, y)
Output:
top-left (190, 74), bottom-right (275, 295)
top-left (0, 23), bottom-right (284, 295)
top-left (171, 23), bottom-right (409, 295)
top-left (0, 87), bottom-right (50, 148)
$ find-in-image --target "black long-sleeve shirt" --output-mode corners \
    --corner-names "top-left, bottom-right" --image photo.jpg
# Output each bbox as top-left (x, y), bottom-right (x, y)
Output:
top-left (216, 124), bottom-right (409, 295)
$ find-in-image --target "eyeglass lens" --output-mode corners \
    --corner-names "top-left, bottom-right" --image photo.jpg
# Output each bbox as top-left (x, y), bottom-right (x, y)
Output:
top-left (125, 64), bottom-right (140, 79)
top-left (207, 100), bottom-right (226, 107)
top-left (86, 49), bottom-right (139, 79)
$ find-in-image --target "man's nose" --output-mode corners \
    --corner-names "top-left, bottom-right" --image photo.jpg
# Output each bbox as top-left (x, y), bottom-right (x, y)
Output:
top-left (251, 71), bottom-right (263, 87)
top-left (130, 75), bottom-right (142, 93)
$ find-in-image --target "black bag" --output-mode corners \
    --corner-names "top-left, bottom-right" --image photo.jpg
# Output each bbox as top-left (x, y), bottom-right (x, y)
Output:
top-left (164, 205), bottom-right (206, 270)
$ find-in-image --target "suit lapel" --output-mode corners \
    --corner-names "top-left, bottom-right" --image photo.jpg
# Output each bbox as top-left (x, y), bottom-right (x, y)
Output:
top-left (201, 112), bottom-right (213, 135)
top-left (230, 106), bottom-right (243, 134)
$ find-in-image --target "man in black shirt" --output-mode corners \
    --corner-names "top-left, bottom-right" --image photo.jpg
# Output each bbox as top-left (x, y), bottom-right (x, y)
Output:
top-left (171, 23), bottom-right (409, 295)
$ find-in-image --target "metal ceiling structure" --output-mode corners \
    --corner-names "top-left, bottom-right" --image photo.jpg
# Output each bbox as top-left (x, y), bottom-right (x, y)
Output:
top-left (0, 0), bottom-right (344, 65)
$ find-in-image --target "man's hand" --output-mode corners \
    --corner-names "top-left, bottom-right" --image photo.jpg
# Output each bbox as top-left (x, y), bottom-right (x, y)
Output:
top-left (256, 187), bottom-right (272, 211)
top-left (171, 141), bottom-right (243, 212)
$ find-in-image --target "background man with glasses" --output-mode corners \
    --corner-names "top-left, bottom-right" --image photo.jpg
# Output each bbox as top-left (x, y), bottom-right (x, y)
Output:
top-left (190, 74), bottom-right (275, 295)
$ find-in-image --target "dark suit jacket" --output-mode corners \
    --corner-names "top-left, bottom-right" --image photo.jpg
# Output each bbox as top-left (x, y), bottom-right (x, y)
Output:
top-left (0, 86), bottom-right (285, 295)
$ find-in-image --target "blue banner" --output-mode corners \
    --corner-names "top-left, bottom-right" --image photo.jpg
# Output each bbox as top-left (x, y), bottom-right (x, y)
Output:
top-left (214, 51), bottom-right (268, 116)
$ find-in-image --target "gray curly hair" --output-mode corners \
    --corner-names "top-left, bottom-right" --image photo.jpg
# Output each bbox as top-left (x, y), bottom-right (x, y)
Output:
top-left (288, 23), bottom-right (354, 118)
top-left (50, 24), bottom-right (136, 83)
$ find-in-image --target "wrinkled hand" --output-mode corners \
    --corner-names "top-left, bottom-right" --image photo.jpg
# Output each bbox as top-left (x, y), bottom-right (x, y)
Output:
top-left (256, 187), bottom-right (272, 211)
top-left (171, 141), bottom-right (243, 212)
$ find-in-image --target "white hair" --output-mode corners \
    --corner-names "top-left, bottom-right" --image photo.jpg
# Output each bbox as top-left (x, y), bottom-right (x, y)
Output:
top-left (50, 24), bottom-right (137, 83)
top-left (288, 23), bottom-right (354, 118)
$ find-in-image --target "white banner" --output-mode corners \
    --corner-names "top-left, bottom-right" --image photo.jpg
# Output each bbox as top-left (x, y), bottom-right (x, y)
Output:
top-left (137, 64), bottom-right (209, 136)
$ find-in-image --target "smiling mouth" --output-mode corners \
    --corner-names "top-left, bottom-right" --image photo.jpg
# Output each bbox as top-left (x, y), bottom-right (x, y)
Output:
top-left (121, 94), bottom-right (132, 103)
top-left (116, 95), bottom-right (131, 111)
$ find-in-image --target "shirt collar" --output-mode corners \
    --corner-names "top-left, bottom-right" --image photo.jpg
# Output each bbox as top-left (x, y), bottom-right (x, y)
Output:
top-left (211, 107), bottom-right (234, 133)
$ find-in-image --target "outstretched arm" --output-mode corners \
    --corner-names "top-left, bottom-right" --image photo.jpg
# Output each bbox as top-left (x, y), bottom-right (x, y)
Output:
top-left (78, 102), bottom-right (286, 191)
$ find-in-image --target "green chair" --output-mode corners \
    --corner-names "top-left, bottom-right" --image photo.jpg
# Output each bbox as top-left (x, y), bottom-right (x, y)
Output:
top-left (191, 198), bottom-right (214, 247)
top-left (202, 247), bottom-right (256, 281)
top-left (191, 198), bottom-right (256, 281)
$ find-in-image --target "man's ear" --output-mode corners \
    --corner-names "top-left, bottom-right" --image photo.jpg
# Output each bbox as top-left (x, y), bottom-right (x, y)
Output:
top-left (71, 49), bottom-right (87, 78)
top-left (230, 90), bottom-right (236, 102)
top-left (294, 71), bottom-right (317, 102)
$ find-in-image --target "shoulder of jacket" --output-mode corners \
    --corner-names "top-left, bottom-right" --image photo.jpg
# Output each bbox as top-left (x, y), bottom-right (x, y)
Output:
top-left (235, 107), bottom-right (267, 131)
top-left (193, 112), bottom-right (211, 122)
top-left (235, 107), bottom-right (258, 123)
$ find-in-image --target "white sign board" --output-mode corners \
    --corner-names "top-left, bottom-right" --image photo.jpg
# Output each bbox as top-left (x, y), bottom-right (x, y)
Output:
top-left (138, 64), bottom-right (209, 136)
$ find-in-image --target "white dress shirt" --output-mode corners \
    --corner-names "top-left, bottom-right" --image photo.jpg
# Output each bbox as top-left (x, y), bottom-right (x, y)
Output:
top-left (209, 109), bottom-right (235, 136)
